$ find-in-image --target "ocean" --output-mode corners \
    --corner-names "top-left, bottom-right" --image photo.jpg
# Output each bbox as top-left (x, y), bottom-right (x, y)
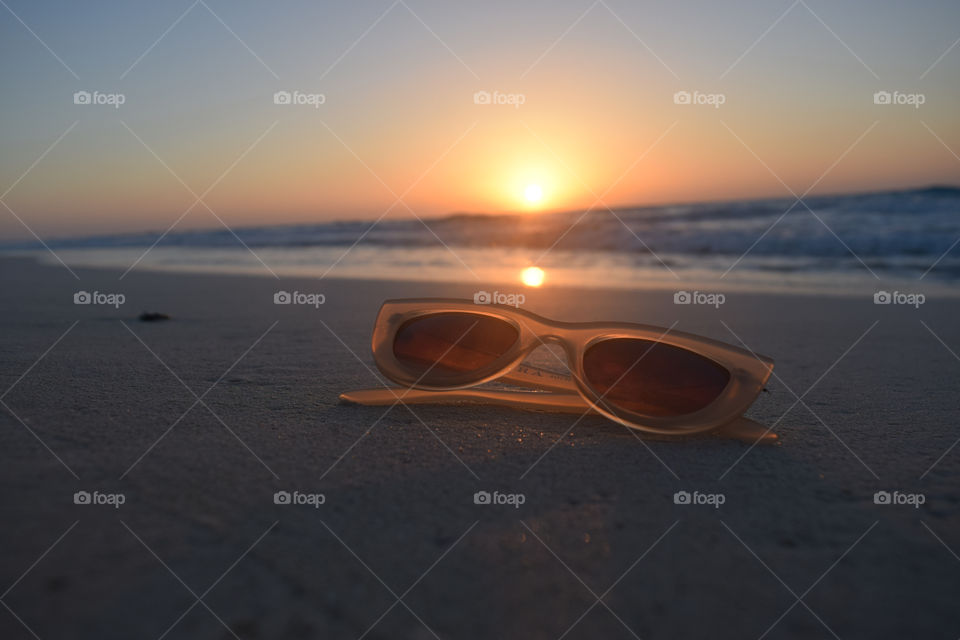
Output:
top-left (6, 186), bottom-right (959, 295)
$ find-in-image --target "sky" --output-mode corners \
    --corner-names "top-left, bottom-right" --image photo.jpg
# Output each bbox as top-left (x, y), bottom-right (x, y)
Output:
top-left (1, 0), bottom-right (958, 240)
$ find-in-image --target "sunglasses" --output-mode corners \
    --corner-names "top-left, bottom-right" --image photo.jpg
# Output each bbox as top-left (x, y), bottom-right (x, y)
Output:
top-left (340, 299), bottom-right (775, 438)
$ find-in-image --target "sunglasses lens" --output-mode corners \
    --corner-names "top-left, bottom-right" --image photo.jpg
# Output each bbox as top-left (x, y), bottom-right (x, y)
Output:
top-left (583, 338), bottom-right (730, 417)
top-left (393, 312), bottom-right (519, 381)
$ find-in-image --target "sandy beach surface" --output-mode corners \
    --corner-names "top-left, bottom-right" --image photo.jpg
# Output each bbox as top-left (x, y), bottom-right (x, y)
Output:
top-left (1, 256), bottom-right (958, 639)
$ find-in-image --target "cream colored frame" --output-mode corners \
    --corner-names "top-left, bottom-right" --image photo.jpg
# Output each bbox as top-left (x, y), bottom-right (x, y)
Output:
top-left (341, 298), bottom-right (774, 436)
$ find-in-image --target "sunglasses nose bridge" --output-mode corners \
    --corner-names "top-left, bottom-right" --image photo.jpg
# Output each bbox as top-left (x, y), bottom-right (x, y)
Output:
top-left (531, 332), bottom-right (564, 347)
top-left (523, 332), bottom-right (579, 366)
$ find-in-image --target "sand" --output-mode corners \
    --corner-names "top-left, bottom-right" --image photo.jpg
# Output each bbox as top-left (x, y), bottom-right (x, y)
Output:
top-left (0, 256), bottom-right (958, 639)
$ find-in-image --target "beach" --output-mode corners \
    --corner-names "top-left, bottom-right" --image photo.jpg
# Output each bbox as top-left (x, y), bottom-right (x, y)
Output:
top-left (1, 255), bottom-right (958, 639)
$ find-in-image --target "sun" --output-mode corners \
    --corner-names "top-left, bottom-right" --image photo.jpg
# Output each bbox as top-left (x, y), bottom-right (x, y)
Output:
top-left (524, 183), bottom-right (543, 204)
top-left (521, 266), bottom-right (545, 287)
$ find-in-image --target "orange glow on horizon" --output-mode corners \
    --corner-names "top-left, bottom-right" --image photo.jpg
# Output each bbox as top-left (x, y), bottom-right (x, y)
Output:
top-left (4, 78), bottom-right (958, 241)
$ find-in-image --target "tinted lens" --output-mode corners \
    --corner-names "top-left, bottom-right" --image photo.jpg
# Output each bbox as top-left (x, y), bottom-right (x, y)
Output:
top-left (583, 338), bottom-right (730, 417)
top-left (393, 312), bottom-right (519, 380)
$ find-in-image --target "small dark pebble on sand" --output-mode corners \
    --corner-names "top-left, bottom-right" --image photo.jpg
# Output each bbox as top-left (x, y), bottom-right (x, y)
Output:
top-left (139, 312), bottom-right (171, 322)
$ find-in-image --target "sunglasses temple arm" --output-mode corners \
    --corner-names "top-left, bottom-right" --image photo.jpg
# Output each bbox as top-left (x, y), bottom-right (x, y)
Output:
top-left (338, 387), bottom-right (778, 443)
top-left (338, 387), bottom-right (595, 413)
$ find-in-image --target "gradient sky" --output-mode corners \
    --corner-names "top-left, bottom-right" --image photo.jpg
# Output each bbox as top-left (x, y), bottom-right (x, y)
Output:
top-left (1, 0), bottom-right (958, 240)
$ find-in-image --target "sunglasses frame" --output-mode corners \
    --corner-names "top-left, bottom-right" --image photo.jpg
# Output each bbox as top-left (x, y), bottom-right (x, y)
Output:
top-left (370, 298), bottom-right (774, 435)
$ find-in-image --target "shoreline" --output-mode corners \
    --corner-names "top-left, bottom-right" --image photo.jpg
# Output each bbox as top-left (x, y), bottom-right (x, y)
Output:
top-left (7, 248), bottom-right (957, 301)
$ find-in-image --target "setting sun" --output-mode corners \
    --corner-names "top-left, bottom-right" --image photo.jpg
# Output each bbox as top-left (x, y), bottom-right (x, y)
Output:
top-left (524, 184), bottom-right (543, 204)
top-left (521, 266), bottom-right (545, 287)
